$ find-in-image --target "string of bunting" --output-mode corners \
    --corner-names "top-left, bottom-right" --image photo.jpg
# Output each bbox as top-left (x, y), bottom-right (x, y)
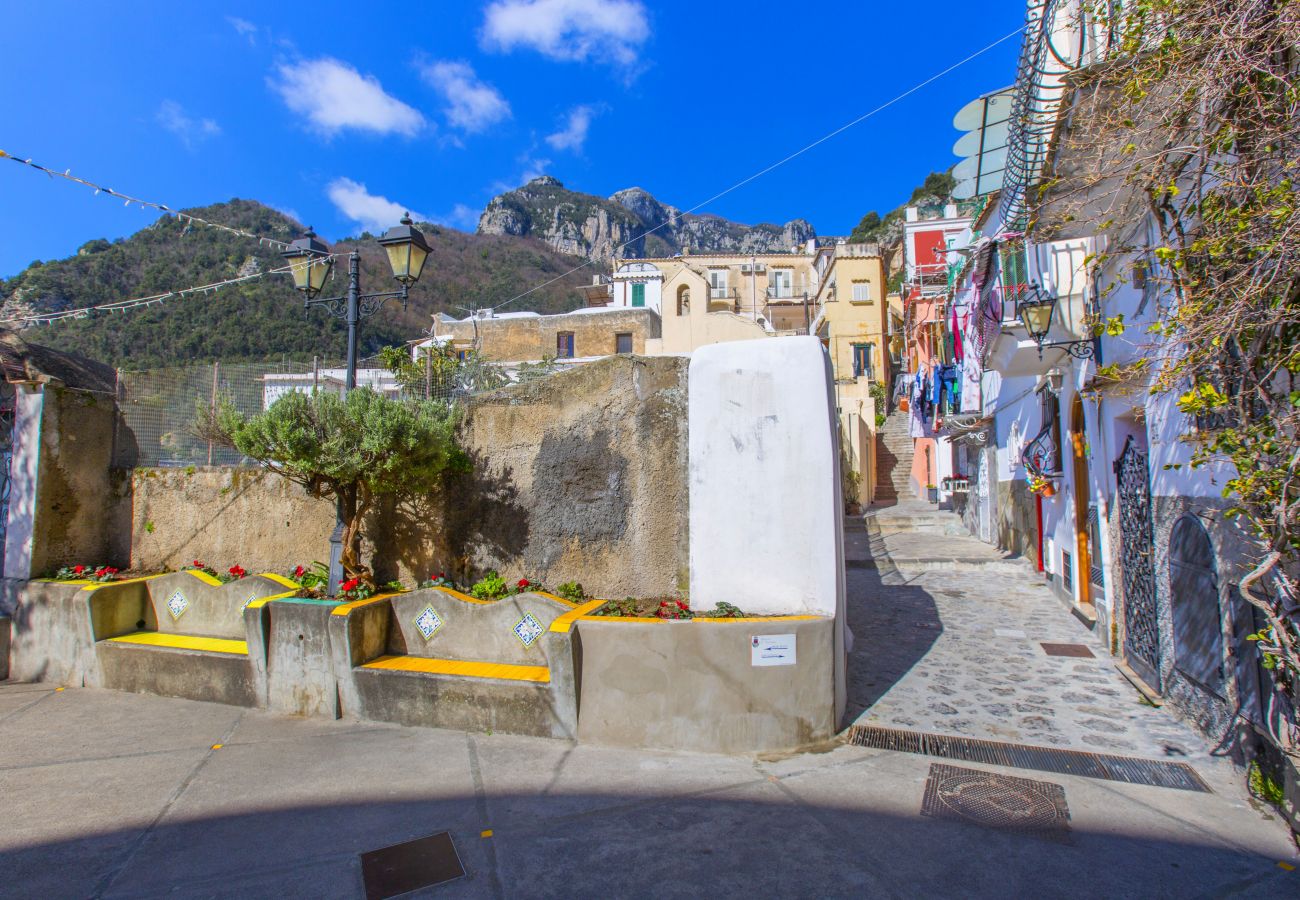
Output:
top-left (0, 149), bottom-right (297, 251)
top-left (0, 257), bottom-right (338, 326)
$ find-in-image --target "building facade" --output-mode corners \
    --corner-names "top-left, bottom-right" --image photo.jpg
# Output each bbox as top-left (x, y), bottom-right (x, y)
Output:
top-left (809, 244), bottom-right (890, 507)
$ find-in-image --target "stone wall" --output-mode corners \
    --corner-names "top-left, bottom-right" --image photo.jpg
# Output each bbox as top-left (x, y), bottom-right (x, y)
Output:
top-left (995, 479), bottom-right (1037, 563)
top-left (433, 308), bottom-right (661, 362)
top-left (29, 387), bottom-right (119, 575)
top-left (117, 355), bottom-right (689, 598)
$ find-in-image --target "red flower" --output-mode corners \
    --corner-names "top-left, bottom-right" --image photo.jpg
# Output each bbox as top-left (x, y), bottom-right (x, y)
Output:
top-left (193, 560), bottom-right (203, 567)
top-left (73, 565), bottom-right (85, 574)
top-left (676, 601), bottom-right (687, 610)
top-left (340, 578), bottom-right (359, 593)
top-left (517, 578), bottom-right (530, 589)
top-left (293, 565), bottom-right (305, 578)
top-left (436, 572), bottom-right (445, 579)
top-left (229, 565), bottom-right (246, 578)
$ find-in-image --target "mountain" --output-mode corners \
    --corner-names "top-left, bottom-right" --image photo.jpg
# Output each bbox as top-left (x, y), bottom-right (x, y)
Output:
top-left (0, 200), bottom-right (594, 369)
top-left (478, 176), bottom-right (816, 261)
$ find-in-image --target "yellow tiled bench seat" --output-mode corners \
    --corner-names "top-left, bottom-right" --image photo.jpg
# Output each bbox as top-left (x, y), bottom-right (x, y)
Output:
top-left (331, 587), bottom-right (579, 738)
top-left (106, 631), bottom-right (249, 656)
top-left (362, 654), bottom-right (550, 683)
top-left (89, 571), bottom-right (298, 707)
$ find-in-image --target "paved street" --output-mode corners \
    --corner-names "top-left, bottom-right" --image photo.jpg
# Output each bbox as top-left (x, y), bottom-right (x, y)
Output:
top-left (1, 513), bottom-right (1297, 898)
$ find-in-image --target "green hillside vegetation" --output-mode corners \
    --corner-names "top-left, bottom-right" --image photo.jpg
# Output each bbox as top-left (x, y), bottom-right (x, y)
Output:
top-left (849, 170), bottom-right (958, 244)
top-left (0, 199), bottom-right (591, 369)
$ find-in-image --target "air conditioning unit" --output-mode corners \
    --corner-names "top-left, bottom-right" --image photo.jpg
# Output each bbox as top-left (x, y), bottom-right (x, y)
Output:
top-left (755, 264), bottom-right (766, 273)
top-left (741, 264), bottom-right (752, 273)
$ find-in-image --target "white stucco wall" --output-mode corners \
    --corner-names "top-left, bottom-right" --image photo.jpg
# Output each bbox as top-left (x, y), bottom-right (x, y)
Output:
top-left (687, 336), bottom-right (847, 720)
top-left (5, 386), bottom-right (43, 580)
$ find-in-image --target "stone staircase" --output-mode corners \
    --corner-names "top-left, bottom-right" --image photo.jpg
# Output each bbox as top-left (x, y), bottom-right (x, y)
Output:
top-left (873, 413), bottom-right (916, 505)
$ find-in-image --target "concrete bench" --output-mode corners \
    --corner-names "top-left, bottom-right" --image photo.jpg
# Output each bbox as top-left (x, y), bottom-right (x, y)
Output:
top-left (88, 571), bottom-right (298, 706)
top-left (330, 587), bottom-right (601, 738)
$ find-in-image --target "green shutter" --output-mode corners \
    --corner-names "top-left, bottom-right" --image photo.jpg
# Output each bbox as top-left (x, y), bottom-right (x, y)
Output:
top-left (631, 283), bottom-right (645, 307)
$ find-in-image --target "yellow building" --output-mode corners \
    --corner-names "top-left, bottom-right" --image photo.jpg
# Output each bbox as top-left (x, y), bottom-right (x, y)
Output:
top-left (595, 247), bottom-right (819, 355)
top-left (809, 244), bottom-right (890, 507)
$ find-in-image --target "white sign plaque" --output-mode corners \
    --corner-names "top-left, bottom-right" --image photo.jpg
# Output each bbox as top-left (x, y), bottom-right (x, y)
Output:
top-left (751, 633), bottom-right (796, 667)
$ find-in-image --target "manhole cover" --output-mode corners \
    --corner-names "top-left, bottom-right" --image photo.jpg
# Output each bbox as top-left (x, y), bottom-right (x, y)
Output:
top-left (1041, 642), bottom-right (1095, 658)
top-left (922, 764), bottom-right (1071, 842)
top-left (360, 831), bottom-right (465, 899)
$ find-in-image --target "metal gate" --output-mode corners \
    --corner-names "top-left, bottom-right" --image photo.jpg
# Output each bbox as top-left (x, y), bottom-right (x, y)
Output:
top-left (1114, 436), bottom-right (1161, 689)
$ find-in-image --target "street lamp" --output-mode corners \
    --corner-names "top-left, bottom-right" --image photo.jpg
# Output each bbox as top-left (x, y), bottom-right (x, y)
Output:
top-left (1015, 283), bottom-right (1098, 361)
top-left (280, 213), bottom-right (432, 591)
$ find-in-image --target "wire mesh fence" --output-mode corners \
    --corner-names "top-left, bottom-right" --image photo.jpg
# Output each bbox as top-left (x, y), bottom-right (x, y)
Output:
top-left (113, 353), bottom-right (574, 467)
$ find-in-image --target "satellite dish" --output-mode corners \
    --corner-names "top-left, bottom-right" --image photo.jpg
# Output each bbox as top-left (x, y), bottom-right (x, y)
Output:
top-left (953, 146), bottom-right (1008, 181)
top-left (953, 120), bottom-right (1010, 157)
top-left (952, 86), bottom-right (1014, 131)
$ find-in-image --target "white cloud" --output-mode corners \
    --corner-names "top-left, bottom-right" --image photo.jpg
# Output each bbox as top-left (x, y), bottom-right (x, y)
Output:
top-left (482, 0), bottom-right (650, 67)
top-left (270, 58), bottom-right (425, 137)
top-left (420, 60), bottom-right (511, 133)
top-left (545, 104), bottom-right (598, 152)
top-left (327, 178), bottom-right (423, 234)
top-left (432, 204), bottom-right (481, 231)
top-left (156, 101), bottom-right (221, 148)
top-left (227, 17), bottom-right (257, 44)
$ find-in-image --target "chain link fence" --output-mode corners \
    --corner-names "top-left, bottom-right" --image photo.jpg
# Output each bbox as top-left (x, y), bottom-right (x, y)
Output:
top-left (113, 353), bottom-right (573, 467)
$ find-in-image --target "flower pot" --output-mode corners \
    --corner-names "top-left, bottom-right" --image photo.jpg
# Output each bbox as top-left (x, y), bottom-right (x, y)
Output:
top-left (898, 398), bottom-right (909, 413)
top-left (1039, 484), bottom-right (1056, 498)
top-left (845, 501), bottom-right (862, 516)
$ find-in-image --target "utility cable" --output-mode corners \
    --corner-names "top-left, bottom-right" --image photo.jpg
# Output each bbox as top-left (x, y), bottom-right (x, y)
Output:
top-left (491, 21), bottom-right (1028, 313)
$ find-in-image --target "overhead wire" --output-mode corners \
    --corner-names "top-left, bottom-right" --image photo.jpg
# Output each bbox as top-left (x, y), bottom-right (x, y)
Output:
top-left (0, 149), bottom-right (299, 251)
top-left (491, 21), bottom-right (1029, 313)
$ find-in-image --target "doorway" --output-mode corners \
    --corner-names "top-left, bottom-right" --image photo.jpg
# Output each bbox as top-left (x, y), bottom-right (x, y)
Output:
top-left (1069, 396), bottom-right (1099, 609)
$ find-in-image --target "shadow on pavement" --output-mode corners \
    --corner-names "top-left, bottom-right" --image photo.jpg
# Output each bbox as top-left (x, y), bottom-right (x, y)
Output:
top-left (844, 566), bottom-right (942, 724)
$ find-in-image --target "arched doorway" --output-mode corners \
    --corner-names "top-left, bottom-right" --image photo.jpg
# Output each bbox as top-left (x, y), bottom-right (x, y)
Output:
top-left (1168, 515), bottom-right (1225, 694)
top-left (1069, 396), bottom-right (1100, 608)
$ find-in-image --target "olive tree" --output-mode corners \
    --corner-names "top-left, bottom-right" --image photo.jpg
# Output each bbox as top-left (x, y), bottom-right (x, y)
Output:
top-left (200, 388), bottom-right (467, 586)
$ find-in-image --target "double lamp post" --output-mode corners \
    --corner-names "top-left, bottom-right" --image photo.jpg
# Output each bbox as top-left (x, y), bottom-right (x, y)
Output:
top-left (279, 215), bottom-right (432, 591)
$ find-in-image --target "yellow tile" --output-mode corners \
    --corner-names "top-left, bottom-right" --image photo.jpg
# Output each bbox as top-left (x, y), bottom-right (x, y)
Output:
top-left (107, 631), bottom-right (248, 656)
top-left (362, 655), bottom-right (550, 684)
top-left (549, 598), bottom-right (608, 632)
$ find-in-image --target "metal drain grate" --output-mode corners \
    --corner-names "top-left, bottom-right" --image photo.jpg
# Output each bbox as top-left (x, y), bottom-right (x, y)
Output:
top-left (360, 831), bottom-right (465, 900)
top-left (1041, 642), bottom-right (1095, 658)
top-left (922, 763), bottom-right (1071, 842)
top-left (847, 725), bottom-right (1211, 792)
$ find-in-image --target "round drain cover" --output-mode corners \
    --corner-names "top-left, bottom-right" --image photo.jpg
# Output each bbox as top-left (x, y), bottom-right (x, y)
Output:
top-left (936, 771), bottom-right (1062, 829)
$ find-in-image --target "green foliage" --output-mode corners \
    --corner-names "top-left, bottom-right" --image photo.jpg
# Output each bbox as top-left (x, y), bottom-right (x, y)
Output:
top-left (875, 412), bottom-right (887, 428)
top-left (590, 597), bottom-right (638, 617)
top-left (1248, 760), bottom-right (1286, 807)
top-left (289, 561), bottom-right (331, 591)
top-left (471, 570), bottom-right (509, 600)
top-left (696, 602), bottom-right (747, 619)
top-left (1, 200), bottom-right (592, 369)
top-left (202, 388), bottom-right (468, 583)
top-left (849, 170), bottom-right (957, 245)
top-left (555, 581), bottom-right (586, 602)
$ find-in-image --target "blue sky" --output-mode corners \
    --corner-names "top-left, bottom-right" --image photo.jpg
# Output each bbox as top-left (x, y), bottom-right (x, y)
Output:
top-left (1, 1), bottom-right (1023, 278)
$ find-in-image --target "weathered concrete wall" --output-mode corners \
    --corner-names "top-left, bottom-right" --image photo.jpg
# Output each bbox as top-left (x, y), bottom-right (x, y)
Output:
top-left (995, 479), bottom-right (1037, 563)
top-left (119, 356), bottom-right (689, 597)
top-left (574, 616), bottom-right (837, 754)
top-left (124, 468), bottom-right (336, 577)
top-left (434, 308), bottom-right (661, 362)
top-left (27, 387), bottom-right (118, 575)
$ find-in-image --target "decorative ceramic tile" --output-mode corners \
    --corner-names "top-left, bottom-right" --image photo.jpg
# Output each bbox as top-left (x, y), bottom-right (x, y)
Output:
top-left (415, 605), bottom-right (444, 641)
top-left (166, 590), bottom-right (189, 620)
top-left (513, 613), bottom-right (544, 648)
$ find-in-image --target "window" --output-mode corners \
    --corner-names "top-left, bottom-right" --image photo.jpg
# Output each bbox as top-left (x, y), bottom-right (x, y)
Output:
top-left (851, 343), bottom-right (874, 380)
top-left (631, 283), bottom-right (645, 308)
top-left (769, 269), bottom-right (793, 299)
top-left (851, 281), bottom-right (872, 303)
top-left (709, 269), bottom-right (729, 298)
top-left (615, 332), bottom-right (633, 354)
top-left (556, 332), bottom-right (575, 359)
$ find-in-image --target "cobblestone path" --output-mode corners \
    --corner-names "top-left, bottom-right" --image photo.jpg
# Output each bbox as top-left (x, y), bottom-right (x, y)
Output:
top-left (845, 509), bottom-right (1209, 762)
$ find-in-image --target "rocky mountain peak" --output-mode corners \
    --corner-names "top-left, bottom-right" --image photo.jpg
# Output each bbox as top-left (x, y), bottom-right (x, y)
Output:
top-left (478, 180), bottom-right (817, 262)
